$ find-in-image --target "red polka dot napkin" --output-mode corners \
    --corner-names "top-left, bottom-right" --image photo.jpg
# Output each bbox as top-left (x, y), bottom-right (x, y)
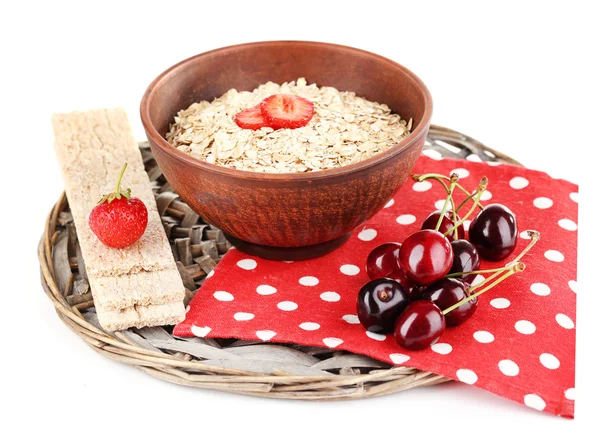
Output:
top-left (174, 155), bottom-right (578, 418)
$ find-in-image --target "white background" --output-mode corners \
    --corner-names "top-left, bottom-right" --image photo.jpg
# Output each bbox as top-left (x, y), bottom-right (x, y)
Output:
top-left (1, 1), bottom-right (598, 436)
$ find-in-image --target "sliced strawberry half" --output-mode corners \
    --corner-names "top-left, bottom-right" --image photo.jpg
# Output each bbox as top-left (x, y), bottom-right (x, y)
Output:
top-left (234, 105), bottom-right (268, 130)
top-left (260, 94), bottom-right (314, 129)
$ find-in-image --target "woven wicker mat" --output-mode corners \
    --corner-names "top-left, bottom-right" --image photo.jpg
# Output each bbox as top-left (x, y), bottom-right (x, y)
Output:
top-left (39, 125), bottom-right (521, 400)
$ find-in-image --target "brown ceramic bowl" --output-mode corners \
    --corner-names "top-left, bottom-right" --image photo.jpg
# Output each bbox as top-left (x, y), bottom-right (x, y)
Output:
top-left (141, 41), bottom-right (432, 260)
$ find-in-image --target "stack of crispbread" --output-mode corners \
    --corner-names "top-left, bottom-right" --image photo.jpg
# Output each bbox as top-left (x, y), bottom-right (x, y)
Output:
top-left (52, 108), bottom-right (185, 331)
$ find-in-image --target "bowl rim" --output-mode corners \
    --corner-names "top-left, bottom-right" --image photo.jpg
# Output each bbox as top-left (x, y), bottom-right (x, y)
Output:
top-left (140, 40), bottom-right (433, 181)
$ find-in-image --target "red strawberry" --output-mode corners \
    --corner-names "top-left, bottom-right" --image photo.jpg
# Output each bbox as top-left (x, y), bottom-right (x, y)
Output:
top-left (234, 105), bottom-right (268, 130)
top-left (260, 94), bottom-right (314, 129)
top-left (88, 164), bottom-right (148, 248)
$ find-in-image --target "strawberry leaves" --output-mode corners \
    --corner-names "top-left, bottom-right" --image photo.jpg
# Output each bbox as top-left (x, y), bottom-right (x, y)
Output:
top-left (98, 188), bottom-right (132, 204)
top-left (97, 163), bottom-right (132, 204)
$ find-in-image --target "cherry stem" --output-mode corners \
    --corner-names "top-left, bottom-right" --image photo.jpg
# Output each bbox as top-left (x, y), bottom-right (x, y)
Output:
top-left (412, 172), bottom-right (458, 237)
top-left (443, 177), bottom-right (488, 237)
top-left (443, 263), bottom-right (525, 315)
top-left (449, 196), bottom-right (459, 239)
top-left (463, 264), bottom-right (516, 292)
top-left (114, 163), bottom-right (128, 194)
top-left (481, 230), bottom-right (541, 285)
top-left (413, 173), bottom-right (484, 211)
top-left (455, 190), bottom-right (482, 213)
top-left (445, 265), bottom-right (514, 278)
top-left (510, 230), bottom-right (540, 264)
top-left (412, 174), bottom-right (450, 194)
top-left (435, 173), bottom-right (459, 232)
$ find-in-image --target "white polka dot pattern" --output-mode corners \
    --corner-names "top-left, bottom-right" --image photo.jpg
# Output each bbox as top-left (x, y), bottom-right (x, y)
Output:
top-left (568, 280), bottom-right (577, 293)
top-left (431, 343), bottom-right (452, 355)
top-left (320, 291), bottom-right (341, 302)
top-left (434, 199), bottom-right (446, 210)
top-left (191, 325), bottom-right (211, 338)
top-left (480, 190), bottom-right (492, 201)
top-left (412, 181), bottom-right (432, 192)
top-left (396, 214), bottom-right (417, 225)
top-left (256, 330), bottom-right (276, 341)
top-left (533, 197), bottom-right (553, 209)
top-left (520, 230), bottom-right (533, 239)
top-left (236, 259), bottom-right (257, 270)
top-left (544, 250), bottom-right (565, 262)
top-left (277, 301), bottom-right (298, 311)
top-left (213, 291), bottom-right (234, 301)
top-left (299, 276), bottom-right (319, 286)
top-left (473, 331), bottom-right (495, 343)
top-left (234, 312), bottom-right (255, 321)
top-left (558, 219), bottom-right (577, 231)
top-left (530, 283), bottom-right (550, 296)
top-left (498, 360), bottom-right (519, 376)
top-left (256, 284), bottom-right (277, 295)
top-left (569, 192), bottom-right (578, 203)
top-left (490, 298), bottom-right (511, 309)
top-left (456, 369), bottom-right (478, 384)
top-left (471, 275), bottom-right (485, 287)
top-left (299, 322), bottom-right (320, 331)
top-left (451, 168), bottom-right (470, 178)
top-left (515, 320), bottom-right (536, 335)
top-left (555, 313), bottom-right (574, 329)
top-left (323, 337), bottom-right (343, 348)
top-left (389, 353), bottom-right (410, 364)
top-left (340, 264), bottom-right (360, 276)
top-left (177, 156), bottom-right (578, 418)
top-left (342, 314), bottom-right (360, 324)
top-left (509, 176), bottom-right (529, 189)
top-left (358, 228), bottom-right (377, 241)
top-left (366, 331), bottom-right (386, 341)
top-left (524, 394), bottom-right (546, 411)
top-left (539, 353), bottom-right (560, 370)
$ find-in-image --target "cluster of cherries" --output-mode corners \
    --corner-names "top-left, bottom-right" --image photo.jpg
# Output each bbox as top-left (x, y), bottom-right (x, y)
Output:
top-left (356, 172), bottom-right (540, 351)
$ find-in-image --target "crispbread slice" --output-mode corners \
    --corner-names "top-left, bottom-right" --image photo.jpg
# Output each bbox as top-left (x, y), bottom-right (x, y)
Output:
top-left (96, 302), bottom-right (185, 332)
top-left (52, 108), bottom-right (175, 277)
top-left (52, 108), bottom-right (186, 330)
top-left (90, 266), bottom-right (184, 312)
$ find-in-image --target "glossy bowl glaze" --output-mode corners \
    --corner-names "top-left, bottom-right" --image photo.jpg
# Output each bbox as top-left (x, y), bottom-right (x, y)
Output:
top-left (141, 41), bottom-right (432, 260)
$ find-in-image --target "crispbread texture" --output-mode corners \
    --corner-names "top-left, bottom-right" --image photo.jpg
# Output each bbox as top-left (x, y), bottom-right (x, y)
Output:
top-left (52, 108), bottom-right (185, 330)
top-left (90, 266), bottom-right (184, 312)
top-left (52, 108), bottom-right (175, 277)
top-left (96, 301), bottom-right (185, 332)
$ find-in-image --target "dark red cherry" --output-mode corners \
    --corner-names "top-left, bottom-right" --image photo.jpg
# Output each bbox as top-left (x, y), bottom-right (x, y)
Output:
top-left (398, 230), bottom-right (454, 286)
top-left (386, 269), bottom-right (423, 300)
top-left (394, 300), bottom-right (446, 350)
top-left (422, 278), bottom-right (477, 326)
top-left (421, 210), bottom-right (465, 241)
top-left (366, 242), bottom-right (402, 279)
top-left (357, 278), bottom-right (410, 333)
top-left (469, 204), bottom-right (518, 261)
top-left (450, 239), bottom-right (481, 284)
